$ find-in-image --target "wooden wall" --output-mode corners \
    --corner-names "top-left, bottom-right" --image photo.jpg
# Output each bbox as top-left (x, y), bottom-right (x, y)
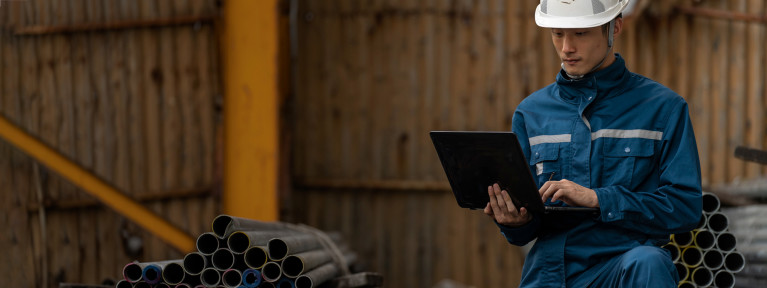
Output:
top-left (618, 0), bottom-right (767, 188)
top-left (290, 0), bottom-right (767, 287)
top-left (0, 1), bottom-right (220, 287)
top-left (291, 1), bottom-right (549, 287)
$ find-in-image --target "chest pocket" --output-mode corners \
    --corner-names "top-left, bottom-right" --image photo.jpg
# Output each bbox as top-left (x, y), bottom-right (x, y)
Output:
top-left (602, 138), bottom-right (656, 188)
top-left (530, 143), bottom-right (562, 187)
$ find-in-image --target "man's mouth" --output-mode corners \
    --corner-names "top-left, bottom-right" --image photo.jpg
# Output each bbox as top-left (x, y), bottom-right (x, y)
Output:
top-left (563, 58), bottom-right (579, 65)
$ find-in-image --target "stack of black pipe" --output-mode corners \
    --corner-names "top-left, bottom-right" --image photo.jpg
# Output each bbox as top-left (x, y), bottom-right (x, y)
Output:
top-left (664, 192), bottom-right (745, 288)
top-left (721, 204), bottom-right (767, 287)
top-left (115, 215), bottom-right (356, 288)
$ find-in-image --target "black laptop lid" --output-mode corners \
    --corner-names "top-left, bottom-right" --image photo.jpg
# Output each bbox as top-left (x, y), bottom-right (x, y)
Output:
top-left (429, 131), bottom-right (545, 213)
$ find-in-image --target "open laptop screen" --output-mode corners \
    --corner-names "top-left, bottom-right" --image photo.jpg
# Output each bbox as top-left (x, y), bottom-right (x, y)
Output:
top-left (429, 131), bottom-right (545, 213)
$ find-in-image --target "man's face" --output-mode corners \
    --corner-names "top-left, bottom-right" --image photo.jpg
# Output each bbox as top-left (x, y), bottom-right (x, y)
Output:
top-left (551, 26), bottom-right (610, 77)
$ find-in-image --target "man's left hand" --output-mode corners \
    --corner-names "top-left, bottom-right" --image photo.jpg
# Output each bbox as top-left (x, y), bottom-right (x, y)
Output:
top-left (539, 179), bottom-right (599, 208)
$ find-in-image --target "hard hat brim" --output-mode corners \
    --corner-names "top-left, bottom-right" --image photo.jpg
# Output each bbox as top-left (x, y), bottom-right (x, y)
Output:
top-left (534, 1), bottom-right (628, 28)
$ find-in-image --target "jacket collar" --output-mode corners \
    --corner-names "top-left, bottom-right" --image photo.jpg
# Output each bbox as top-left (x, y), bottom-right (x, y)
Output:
top-left (555, 53), bottom-right (630, 104)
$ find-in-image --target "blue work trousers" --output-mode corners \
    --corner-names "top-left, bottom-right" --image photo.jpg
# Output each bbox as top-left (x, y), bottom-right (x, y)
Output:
top-left (573, 246), bottom-right (678, 288)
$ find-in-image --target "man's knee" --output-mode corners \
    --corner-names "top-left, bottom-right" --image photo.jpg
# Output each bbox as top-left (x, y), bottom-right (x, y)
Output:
top-left (619, 245), bottom-right (678, 285)
top-left (621, 246), bottom-right (672, 269)
top-left (587, 246), bottom-right (678, 288)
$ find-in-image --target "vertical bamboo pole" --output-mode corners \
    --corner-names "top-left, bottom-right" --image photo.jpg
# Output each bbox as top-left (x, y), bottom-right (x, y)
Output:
top-left (745, 0), bottom-right (765, 178)
top-left (727, 0), bottom-right (747, 182)
top-left (711, 0), bottom-right (729, 185)
top-left (222, 0), bottom-right (279, 221)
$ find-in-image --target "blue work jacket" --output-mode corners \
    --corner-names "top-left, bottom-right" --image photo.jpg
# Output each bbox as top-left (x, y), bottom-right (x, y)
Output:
top-left (497, 54), bottom-right (702, 287)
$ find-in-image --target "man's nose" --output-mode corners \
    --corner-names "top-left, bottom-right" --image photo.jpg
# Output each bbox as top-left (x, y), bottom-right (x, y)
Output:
top-left (562, 35), bottom-right (576, 54)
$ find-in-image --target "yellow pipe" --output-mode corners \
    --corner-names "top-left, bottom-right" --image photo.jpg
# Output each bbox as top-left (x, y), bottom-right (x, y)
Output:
top-left (0, 115), bottom-right (195, 252)
top-left (221, 0), bottom-right (280, 221)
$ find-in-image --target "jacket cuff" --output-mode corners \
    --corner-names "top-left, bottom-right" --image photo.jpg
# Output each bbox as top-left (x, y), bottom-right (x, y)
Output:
top-left (594, 187), bottom-right (622, 222)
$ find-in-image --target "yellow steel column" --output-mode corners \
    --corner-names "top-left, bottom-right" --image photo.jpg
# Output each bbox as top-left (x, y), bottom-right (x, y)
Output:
top-left (222, 0), bottom-right (279, 220)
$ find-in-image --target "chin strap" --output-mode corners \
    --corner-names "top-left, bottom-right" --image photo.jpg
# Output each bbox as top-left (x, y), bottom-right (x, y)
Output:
top-left (563, 19), bottom-right (615, 81)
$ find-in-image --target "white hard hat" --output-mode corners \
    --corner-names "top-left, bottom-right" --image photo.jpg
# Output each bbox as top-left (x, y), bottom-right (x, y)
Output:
top-left (535, 0), bottom-right (630, 28)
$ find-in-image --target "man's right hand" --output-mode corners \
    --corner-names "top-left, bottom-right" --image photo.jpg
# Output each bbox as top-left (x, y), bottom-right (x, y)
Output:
top-left (484, 183), bottom-right (532, 227)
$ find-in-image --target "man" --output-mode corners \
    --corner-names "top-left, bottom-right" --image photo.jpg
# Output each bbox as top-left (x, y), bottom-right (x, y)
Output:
top-left (483, 0), bottom-right (702, 287)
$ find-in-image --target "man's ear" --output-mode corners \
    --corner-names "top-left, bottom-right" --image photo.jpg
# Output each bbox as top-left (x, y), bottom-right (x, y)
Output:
top-left (613, 17), bottom-right (624, 37)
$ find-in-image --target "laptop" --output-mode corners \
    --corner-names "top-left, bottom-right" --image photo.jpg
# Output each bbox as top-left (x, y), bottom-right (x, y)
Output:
top-left (429, 131), bottom-right (599, 214)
